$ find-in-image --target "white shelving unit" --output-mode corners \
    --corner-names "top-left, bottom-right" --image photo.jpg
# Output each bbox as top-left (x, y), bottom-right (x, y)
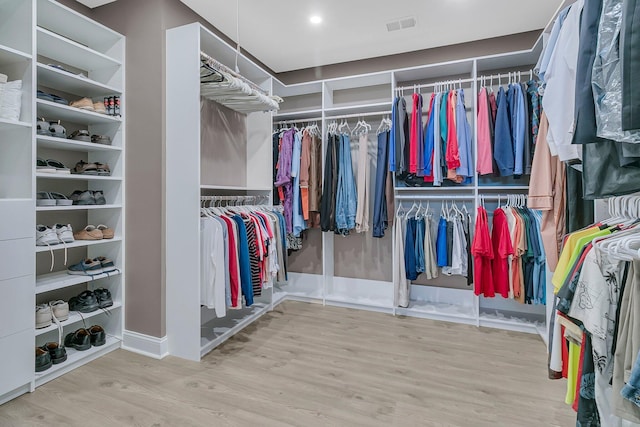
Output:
top-left (166, 23), bottom-right (276, 362)
top-left (0, 0), bottom-right (126, 404)
top-left (272, 36), bottom-right (549, 338)
top-left (33, 0), bottom-right (126, 386)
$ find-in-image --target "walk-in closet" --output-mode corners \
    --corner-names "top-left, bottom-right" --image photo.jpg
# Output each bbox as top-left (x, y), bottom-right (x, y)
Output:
top-left (1, 0), bottom-right (639, 426)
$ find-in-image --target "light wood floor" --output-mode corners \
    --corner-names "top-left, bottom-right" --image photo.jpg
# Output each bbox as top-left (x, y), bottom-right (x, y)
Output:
top-left (2, 301), bottom-right (574, 426)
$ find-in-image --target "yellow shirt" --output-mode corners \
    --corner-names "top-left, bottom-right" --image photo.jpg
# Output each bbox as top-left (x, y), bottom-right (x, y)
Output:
top-left (551, 226), bottom-right (600, 293)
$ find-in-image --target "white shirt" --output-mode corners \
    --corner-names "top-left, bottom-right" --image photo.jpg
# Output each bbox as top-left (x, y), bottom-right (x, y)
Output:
top-left (541, 0), bottom-right (584, 162)
top-left (200, 218), bottom-right (226, 317)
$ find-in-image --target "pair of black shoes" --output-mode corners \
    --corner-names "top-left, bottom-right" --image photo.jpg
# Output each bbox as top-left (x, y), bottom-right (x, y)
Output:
top-left (69, 288), bottom-right (112, 313)
top-left (64, 325), bottom-right (106, 351)
top-left (35, 342), bottom-right (67, 372)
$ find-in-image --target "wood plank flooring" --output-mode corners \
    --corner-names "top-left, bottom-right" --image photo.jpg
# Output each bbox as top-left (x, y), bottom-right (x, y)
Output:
top-left (1, 302), bottom-right (574, 426)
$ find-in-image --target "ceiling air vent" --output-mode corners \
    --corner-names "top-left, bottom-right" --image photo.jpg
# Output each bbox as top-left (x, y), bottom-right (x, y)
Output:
top-left (386, 16), bottom-right (417, 32)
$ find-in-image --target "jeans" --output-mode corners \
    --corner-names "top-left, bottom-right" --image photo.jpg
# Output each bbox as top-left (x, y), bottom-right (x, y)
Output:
top-left (436, 216), bottom-right (448, 268)
top-left (621, 348), bottom-right (640, 408)
top-left (373, 131), bottom-right (389, 238)
top-left (415, 218), bottom-right (425, 274)
top-left (404, 219), bottom-right (418, 280)
top-left (335, 134), bottom-right (357, 233)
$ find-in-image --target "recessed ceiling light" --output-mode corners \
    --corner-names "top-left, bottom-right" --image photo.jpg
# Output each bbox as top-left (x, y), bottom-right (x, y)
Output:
top-left (309, 15), bottom-right (322, 25)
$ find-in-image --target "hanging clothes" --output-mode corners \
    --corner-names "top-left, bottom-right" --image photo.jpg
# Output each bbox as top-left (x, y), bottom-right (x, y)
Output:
top-left (355, 132), bottom-right (370, 233)
top-left (455, 89), bottom-right (473, 183)
top-left (472, 205), bottom-right (495, 297)
top-left (394, 209), bottom-right (409, 308)
top-left (200, 203), bottom-right (287, 315)
top-left (373, 126), bottom-right (393, 238)
top-left (494, 87), bottom-right (514, 176)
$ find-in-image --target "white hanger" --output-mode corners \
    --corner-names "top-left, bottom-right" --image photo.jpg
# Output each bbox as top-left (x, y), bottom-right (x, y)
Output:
top-left (405, 200), bottom-right (418, 219)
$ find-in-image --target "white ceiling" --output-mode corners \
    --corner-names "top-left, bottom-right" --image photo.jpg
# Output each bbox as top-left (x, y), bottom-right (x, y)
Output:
top-left (180, 0), bottom-right (564, 73)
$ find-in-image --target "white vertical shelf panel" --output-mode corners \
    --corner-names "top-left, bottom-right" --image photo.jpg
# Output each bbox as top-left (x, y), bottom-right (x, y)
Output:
top-left (165, 23), bottom-right (202, 362)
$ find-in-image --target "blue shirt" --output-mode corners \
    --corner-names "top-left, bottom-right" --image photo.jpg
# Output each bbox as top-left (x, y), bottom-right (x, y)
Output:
top-left (436, 216), bottom-right (448, 268)
top-left (535, 5), bottom-right (572, 82)
top-left (511, 84), bottom-right (526, 176)
top-left (389, 98), bottom-right (397, 172)
top-left (423, 95), bottom-right (436, 176)
top-left (455, 89), bottom-right (473, 183)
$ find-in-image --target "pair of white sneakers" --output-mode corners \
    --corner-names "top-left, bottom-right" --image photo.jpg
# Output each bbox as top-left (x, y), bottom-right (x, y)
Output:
top-left (36, 300), bottom-right (69, 329)
top-left (36, 224), bottom-right (74, 246)
top-left (37, 224), bottom-right (74, 271)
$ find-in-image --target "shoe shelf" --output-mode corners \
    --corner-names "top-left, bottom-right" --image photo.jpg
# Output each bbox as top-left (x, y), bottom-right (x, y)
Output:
top-left (36, 204), bottom-right (122, 212)
top-left (36, 269), bottom-right (122, 294)
top-left (37, 99), bottom-right (121, 125)
top-left (37, 0), bottom-right (122, 57)
top-left (0, 43), bottom-right (32, 64)
top-left (34, 335), bottom-right (121, 387)
top-left (36, 172), bottom-right (122, 181)
top-left (36, 27), bottom-right (121, 72)
top-left (35, 302), bottom-right (122, 337)
top-left (37, 135), bottom-right (121, 153)
top-left (37, 63), bottom-right (122, 98)
top-left (0, 118), bottom-right (32, 131)
top-left (35, 236), bottom-right (122, 253)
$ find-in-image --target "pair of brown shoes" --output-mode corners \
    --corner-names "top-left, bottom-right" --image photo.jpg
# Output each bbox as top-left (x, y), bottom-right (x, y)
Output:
top-left (73, 225), bottom-right (114, 241)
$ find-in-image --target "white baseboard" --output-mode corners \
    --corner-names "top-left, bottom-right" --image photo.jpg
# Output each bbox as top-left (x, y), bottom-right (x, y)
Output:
top-left (121, 330), bottom-right (169, 359)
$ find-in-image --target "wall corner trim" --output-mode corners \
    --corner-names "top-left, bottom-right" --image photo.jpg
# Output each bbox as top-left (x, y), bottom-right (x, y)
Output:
top-left (122, 330), bottom-right (169, 360)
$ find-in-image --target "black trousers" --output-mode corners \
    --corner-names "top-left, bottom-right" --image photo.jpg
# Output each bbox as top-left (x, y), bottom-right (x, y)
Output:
top-left (622, 0), bottom-right (640, 131)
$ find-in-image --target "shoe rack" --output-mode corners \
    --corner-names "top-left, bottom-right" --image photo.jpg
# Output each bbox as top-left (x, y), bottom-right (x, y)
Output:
top-left (0, 0), bottom-right (126, 403)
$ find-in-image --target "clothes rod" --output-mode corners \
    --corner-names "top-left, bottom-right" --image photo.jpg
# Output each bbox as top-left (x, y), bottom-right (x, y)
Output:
top-left (201, 195), bottom-right (269, 201)
top-left (395, 78), bottom-right (475, 92)
top-left (477, 69), bottom-right (535, 83)
top-left (396, 194), bottom-right (476, 200)
top-left (479, 195), bottom-right (529, 201)
top-left (274, 116), bottom-right (323, 125)
top-left (325, 110), bottom-right (391, 121)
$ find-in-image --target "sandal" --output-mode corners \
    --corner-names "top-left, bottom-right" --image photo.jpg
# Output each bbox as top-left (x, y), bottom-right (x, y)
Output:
top-left (36, 192), bottom-right (56, 207)
top-left (68, 130), bottom-right (91, 142)
top-left (49, 192), bottom-right (73, 206)
top-left (45, 159), bottom-right (70, 174)
top-left (72, 160), bottom-right (98, 175)
top-left (94, 162), bottom-right (111, 176)
top-left (91, 134), bottom-right (111, 145)
top-left (37, 157), bottom-right (57, 173)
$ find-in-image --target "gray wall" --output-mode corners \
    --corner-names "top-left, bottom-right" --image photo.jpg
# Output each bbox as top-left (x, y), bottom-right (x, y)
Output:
top-left (61, 0), bottom-right (544, 338)
top-left (277, 30), bottom-right (541, 85)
